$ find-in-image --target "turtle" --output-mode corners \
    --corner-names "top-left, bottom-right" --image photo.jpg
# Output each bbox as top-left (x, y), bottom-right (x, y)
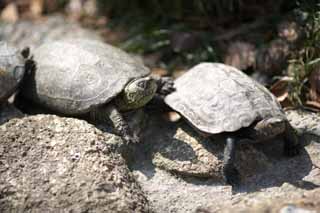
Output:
top-left (21, 39), bottom-right (174, 143)
top-left (0, 41), bottom-right (30, 107)
top-left (164, 63), bottom-right (300, 186)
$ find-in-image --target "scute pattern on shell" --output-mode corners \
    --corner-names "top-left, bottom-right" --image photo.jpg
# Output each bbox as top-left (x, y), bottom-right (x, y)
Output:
top-left (0, 42), bottom-right (25, 103)
top-left (22, 39), bottom-right (150, 114)
top-left (165, 63), bottom-right (286, 134)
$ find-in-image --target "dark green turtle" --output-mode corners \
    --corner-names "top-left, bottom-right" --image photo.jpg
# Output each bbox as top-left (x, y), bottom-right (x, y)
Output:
top-left (22, 39), bottom-right (173, 143)
top-left (0, 41), bottom-right (30, 106)
top-left (165, 63), bottom-right (300, 186)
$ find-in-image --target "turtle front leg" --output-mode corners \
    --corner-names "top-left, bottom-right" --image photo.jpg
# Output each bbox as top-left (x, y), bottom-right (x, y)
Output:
top-left (152, 76), bottom-right (175, 96)
top-left (223, 136), bottom-right (240, 186)
top-left (283, 121), bottom-right (301, 157)
top-left (21, 46), bottom-right (36, 76)
top-left (93, 104), bottom-right (139, 144)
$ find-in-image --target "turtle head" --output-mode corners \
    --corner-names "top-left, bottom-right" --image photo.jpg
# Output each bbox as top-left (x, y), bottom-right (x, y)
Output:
top-left (115, 76), bottom-right (157, 111)
top-left (253, 117), bottom-right (286, 139)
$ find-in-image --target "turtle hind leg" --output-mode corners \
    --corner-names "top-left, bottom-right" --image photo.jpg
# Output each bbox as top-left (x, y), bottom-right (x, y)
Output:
top-left (223, 136), bottom-right (240, 186)
top-left (283, 121), bottom-right (301, 157)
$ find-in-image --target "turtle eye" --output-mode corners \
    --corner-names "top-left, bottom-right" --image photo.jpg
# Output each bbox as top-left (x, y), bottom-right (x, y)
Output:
top-left (137, 81), bottom-right (146, 89)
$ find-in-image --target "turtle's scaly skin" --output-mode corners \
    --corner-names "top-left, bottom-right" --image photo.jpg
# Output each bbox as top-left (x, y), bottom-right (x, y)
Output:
top-left (165, 63), bottom-right (286, 134)
top-left (0, 42), bottom-right (25, 104)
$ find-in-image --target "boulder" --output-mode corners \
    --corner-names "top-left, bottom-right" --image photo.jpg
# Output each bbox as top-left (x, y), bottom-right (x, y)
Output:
top-left (131, 110), bottom-right (320, 212)
top-left (0, 115), bottom-right (150, 212)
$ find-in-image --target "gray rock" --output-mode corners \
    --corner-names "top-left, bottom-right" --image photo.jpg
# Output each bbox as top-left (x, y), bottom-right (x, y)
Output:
top-left (150, 120), bottom-right (270, 180)
top-left (280, 205), bottom-right (316, 213)
top-left (286, 109), bottom-right (320, 137)
top-left (0, 115), bottom-right (150, 212)
top-left (148, 110), bottom-right (320, 182)
top-left (131, 109), bottom-right (319, 213)
top-left (196, 187), bottom-right (320, 213)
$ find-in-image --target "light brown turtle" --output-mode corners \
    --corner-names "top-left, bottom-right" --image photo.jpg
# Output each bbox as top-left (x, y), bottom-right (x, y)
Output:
top-left (165, 63), bottom-right (300, 186)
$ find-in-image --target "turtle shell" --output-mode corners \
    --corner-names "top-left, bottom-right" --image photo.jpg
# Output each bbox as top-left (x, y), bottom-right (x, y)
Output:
top-left (0, 42), bottom-right (25, 103)
top-left (22, 39), bottom-right (150, 114)
top-left (165, 63), bottom-right (286, 134)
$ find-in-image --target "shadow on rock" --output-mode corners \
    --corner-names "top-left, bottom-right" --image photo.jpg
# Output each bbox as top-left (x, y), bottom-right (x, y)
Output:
top-left (236, 144), bottom-right (313, 193)
top-left (136, 112), bottom-right (314, 193)
top-left (0, 103), bottom-right (24, 125)
top-left (136, 115), bottom-right (225, 183)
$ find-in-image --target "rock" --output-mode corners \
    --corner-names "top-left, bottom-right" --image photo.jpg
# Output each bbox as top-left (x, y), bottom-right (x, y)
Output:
top-left (0, 115), bottom-right (150, 212)
top-left (148, 115), bottom-right (279, 182)
top-left (196, 187), bottom-right (320, 213)
top-left (286, 109), bottom-right (320, 137)
top-left (131, 110), bottom-right (319, 213)
top-left (151, 122), bottom-right (223, 179)
top-left (280, 205), bottom-right (316, 213)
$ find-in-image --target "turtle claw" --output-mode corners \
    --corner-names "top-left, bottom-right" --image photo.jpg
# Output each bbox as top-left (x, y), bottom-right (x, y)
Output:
top-left (158, 77), bottom-right (175, 95)
top-left (124, 134), bottom-right (140, 144)
top-left (223, 164), bottom-right (240, 187)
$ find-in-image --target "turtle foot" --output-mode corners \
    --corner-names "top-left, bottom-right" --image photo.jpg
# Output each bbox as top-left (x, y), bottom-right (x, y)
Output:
top-left (124, 134), bottom-right (140, 144)
top-left (223, 164), bottom-right (240, 187)
top-left (157, 76), bottom-right (175, 95)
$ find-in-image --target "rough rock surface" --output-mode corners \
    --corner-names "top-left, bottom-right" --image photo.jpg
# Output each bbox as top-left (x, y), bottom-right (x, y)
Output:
top-left (0, 115), bottom-right (150, 212)
top-left (1, 15), bottom-right (319, 212)
top-left (197, 186), bottom-right (320, 213)
top-left (150, 119), bottom-right (271, 180)
top-left (131, 110), bottom-right (320, 213)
